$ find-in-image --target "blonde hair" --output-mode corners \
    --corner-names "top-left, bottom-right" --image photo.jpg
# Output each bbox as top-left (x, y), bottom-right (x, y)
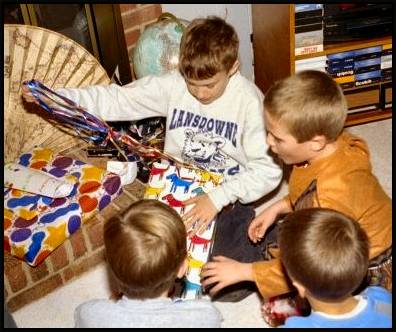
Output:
top-left (264, 70), bottom-right (347, 142)
top-left (279, 208), bottom-right (369, 301)
top-left (104, 199), bottom-right (187, 299)
top-left (179, 16), bottom-right (239, 79)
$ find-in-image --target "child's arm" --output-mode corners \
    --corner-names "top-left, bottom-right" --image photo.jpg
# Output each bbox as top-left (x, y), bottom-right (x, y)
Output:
top-left (248, 198), bottom-right (292, 243)
top-left (201, 255), bottom-right (292, 299)
top-left (39, 74), bottom-right (174, 122)
top-left (206, 97), bottom-right (283, 213)
top-left (200, 256), bottom-right (254, 296)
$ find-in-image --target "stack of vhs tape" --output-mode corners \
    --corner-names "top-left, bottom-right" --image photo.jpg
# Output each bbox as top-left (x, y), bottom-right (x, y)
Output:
top-left (327, 46), bottom-right (385, 89)
top-left (295, 4), bottom-right (324, 56)
top-left (354, 46), bottom-right (382, 87)
top-left (326, 44), bottom-right (393, 114)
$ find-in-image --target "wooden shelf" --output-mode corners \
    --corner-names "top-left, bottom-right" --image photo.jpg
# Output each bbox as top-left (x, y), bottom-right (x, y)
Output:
top-left (345, 108), bottom-right (392, 127)
top-left (251, 4), bottom-right (392, 128)
top-left (295, 35), bottom-right (392, 61)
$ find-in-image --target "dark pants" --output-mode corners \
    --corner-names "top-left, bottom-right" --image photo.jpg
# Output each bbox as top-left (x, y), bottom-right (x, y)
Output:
top-left (210, 202), bottom-right (279, 262)
top-left (207, 202), bottom-right (278, 301)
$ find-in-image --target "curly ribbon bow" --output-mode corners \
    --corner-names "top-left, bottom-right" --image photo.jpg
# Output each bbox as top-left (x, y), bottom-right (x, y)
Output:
top-left (23, 80), bottom-right (199, 170)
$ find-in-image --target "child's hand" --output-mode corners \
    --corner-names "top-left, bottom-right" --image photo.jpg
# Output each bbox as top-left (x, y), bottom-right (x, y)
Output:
top-left (200, 256), bottom-right (253, 296)
top-left (248, 199), bottom-right (292, 243)
top-left (182, 194), bottom-right (217, 237)
top-left (247, 207), bottom-right (278, 243)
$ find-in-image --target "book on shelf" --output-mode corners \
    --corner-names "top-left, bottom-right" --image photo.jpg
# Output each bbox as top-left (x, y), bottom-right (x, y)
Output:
top-left (381, 56), bottom-right (392, 70)
top-left (295, 16), bottom-right (323, 34)
top-left (381, 68), bottom-right (392, 81)
top-left (354, 57), bottom-right (381, 74)
top-left (340, 82), bottom-right (355, 89)
top-left (328, 69), bottom-right (355, 77)
top-left (354, 46), bottom-right (382, 61)
top-left (334, 74), bottom-right (356, 89)
top-left (295, 22), bottom-right (323, 34)
top-left (334, 75), bottom-right (355, 84)
top-left (295, 15), bottom-right (323, 26)
top-left (327, 50), bottom-right (355, 65)
top-left (295, 8), bottom-right (323, 20)
top-left (347, 105), bottom-right (378, 114)
top-left (295, 29), bottom-right (323, 48)
top-left (327, 62), bottom-right (354, 71)
top-left (382, 46), bottom-right (392, 56)
top-left (355, 70), bottom-right (381, 87)
top-left (295, 55), bottom-right (327, 72)
top-left (295, 44), bottom-right (324, 56)
top-left (295, 4), bottom-right (323, 13)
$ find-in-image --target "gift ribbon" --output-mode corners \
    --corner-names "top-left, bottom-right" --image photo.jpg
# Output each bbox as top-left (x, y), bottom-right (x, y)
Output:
top-left (23, 80), bottom-right (201, 170)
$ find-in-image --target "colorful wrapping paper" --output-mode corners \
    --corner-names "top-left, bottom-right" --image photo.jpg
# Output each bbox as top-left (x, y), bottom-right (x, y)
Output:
top-left (4, 147), bottom-right (123, 266)
top-left (144, 162), bottom-right (223, 299)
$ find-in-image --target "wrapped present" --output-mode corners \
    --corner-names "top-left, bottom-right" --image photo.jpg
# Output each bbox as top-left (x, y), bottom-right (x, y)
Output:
top-left (144, 162), bottom-right (223, 299)
top-left (4, 147), bottom-right (123, 266)
top-left (261, 293), bottom-right (309, 327)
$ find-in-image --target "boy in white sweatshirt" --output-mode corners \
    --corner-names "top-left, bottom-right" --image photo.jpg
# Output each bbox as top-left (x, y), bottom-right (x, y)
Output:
top-left (23, 16), bottom-right (282, 301)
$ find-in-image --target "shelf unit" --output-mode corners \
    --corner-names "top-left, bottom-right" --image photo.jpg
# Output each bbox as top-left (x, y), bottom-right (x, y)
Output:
top-left (251, 4), bottom-right (392, 127)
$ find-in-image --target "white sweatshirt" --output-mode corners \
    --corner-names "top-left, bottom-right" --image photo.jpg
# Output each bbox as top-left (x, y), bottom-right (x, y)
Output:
top-left (57, 70), bottom-right (282, 211)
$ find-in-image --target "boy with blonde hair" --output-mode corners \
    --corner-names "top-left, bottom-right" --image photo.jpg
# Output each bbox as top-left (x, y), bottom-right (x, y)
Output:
top-left (23, 16), bottom-right (282, 301)
top-left (201, 70), bottom-right (391, 305)
top-left (74, 199), bottom-right (222, 328)
top-left (278, 208), bottom-right (391, 328)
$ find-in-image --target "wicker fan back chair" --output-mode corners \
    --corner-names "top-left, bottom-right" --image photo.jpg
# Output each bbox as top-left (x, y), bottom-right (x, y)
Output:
top-left (4, 24), bottom-right (111, 163)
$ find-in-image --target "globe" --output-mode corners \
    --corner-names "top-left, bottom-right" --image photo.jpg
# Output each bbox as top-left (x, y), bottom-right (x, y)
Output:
top-left (132, 14), bottom-right (190, 79)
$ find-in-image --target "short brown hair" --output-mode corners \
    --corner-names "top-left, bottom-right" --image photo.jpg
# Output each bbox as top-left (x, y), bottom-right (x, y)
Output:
top-left (264, 70), bottom-right (347, 143)
top-left (278, 208), bottom-right (369, 301)
top-left (179, 16), bottom-right (239, 80)
top-left (104, 199), bottom-right (187, 299)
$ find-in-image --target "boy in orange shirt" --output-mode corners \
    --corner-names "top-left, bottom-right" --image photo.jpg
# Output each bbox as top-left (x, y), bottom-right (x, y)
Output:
top-left (201, 70), bottom-right (391, 307)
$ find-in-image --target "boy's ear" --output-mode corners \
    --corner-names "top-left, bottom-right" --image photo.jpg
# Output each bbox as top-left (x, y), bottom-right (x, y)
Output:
top-left (292, 280), bottom-right (307, 298)
top-left (176, 258), bottom-right (188, 279)
top-left (309, 135), bottom-right (327, 152)
top-left (228, 60), bottom-right (240, 76)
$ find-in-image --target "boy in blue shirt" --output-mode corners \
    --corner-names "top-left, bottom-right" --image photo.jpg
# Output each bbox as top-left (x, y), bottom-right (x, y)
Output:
top-left (277, 208), bottom-right (391, 328)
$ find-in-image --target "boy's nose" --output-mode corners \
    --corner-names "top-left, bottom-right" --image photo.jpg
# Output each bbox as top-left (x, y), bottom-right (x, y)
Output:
top-left (196, 90), bottom-right (206, 99)
top-left (195, 89), bottom-right (207, 100)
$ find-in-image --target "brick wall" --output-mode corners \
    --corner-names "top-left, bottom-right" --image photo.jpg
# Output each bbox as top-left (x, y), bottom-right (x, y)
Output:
top-left (4, 179), bottom-right (146, 312)
top-left (119, 4), bottom-right (163, 79)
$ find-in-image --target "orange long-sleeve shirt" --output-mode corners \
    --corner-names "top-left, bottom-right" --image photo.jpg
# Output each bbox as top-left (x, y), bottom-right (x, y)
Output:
top-left (252, 132), bottom-right (392, 298)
